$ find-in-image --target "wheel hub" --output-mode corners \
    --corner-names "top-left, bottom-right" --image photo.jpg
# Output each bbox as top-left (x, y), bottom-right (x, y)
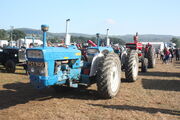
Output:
top-left (110, 64), bottom-right (119, 92)
top-left (132, 58), bottom-right (138, 79)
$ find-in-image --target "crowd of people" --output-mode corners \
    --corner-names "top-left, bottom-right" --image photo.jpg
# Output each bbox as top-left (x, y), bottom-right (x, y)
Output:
top-left (156, 47), bottom-right (180, 63)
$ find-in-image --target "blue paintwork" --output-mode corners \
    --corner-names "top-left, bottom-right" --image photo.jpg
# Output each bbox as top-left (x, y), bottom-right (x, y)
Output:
top-left (97, 38), bottom-right (101, 47)
top-left (89, 46), bottom-right (114, 53)
top-left (28, 46), bottom-right (81, 61)
top-left (27, 24), bottom-right (115, 90)
top-left (27, 24), bottom-right (83, 89)
top-left (27, 46), bottom-right (82, 88)
top-left (41, 24), bottom-right (49, 47)
top-left (114, 49), bottom-right (121, 54)
top-left (42, 31), bottom-right (47, 47)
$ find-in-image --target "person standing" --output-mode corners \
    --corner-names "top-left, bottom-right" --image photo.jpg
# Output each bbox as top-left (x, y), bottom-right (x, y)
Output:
top-left (175, 48), bottom-right (180, 61)
top-left (29, 43), bottom-right (34, 48)
top-left (160, 50), bottom-right (164, 61)
top-left (169, 48), bottom-right (173, 62)
top-left (163, 48), bottom-right (170, 64)
top-left (156, 48), bottom-right (160, 58)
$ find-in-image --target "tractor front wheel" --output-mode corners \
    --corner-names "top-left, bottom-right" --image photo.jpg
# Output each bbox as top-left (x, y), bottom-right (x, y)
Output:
top-left (96, 53), bottom-right (121, 99)
top-left (5, 60), bottom-right (16, 73)
top-left (125, 50), bottom-right (139, 82)
top-left (148, 47), bottom-right (156, 68)
top-left (141, 57), bottom-right (148, 72)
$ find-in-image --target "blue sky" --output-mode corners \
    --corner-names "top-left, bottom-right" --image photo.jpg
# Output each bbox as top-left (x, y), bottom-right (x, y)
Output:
top-left (0, 0), bottom-right (180, 35)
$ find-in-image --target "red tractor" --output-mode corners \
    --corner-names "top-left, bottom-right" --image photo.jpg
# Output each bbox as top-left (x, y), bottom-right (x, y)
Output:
top-left (124, 32), bottom-right (155, 82)
top-left (76, 40), bottom-right (98, 61)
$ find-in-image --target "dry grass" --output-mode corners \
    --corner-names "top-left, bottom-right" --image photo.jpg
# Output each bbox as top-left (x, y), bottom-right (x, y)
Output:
top-left (0, 59), bottom-right (179, 120)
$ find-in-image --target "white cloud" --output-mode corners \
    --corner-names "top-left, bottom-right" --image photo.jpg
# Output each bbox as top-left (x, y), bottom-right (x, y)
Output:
top-left (105, 19), bottom-right (116, 25)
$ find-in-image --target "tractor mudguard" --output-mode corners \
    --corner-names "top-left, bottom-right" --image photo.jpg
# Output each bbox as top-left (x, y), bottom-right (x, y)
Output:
top-left (89, 53), bottom-right (104, 77)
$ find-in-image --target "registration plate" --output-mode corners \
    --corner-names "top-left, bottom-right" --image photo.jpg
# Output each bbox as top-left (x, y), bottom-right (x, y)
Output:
top-left (27, 61), bottom-right (45, 67)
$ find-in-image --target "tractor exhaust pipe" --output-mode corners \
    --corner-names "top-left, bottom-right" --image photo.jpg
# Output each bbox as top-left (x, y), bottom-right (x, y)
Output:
top-left (134, 32), bottom-right (138, 43)
top-left (106, 29), bottom-right (110, 46)
top-left (32, 34), bottom-right (35, 44)
top-left (96, 33), bottom-right (100, 47)
top-left (24, 36), bottom-right (27, 48)
top-left (65, 19), bottom-right (71, 45)
top-left (41, 24), bottom-right (49, 48)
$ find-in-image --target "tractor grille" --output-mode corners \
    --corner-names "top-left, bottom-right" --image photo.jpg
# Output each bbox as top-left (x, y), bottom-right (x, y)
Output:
top-left (126, 43), bottom-right (136, 49)
top-left (27, 61), bottom-right (48, 76)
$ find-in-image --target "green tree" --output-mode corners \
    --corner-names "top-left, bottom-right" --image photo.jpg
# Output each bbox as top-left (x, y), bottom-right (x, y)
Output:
top-left (11, 29), bottom-right (26, 41)
top-left (0, 29), bottom-right (7, 39)
top-left (171, 37), bottom-right (180, 48)
top-left (109, 37), bottom-right (125, 45)
top-left (48, 36), bottom-right (61, 43)
top-left (70, 36), bottom-right (125, 45)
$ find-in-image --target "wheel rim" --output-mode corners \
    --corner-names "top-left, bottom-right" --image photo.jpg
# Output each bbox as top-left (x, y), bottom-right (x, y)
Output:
top-left (132, 58), bottom-right (138, 79)
top-left (110, 63), bottom-right (119, 92)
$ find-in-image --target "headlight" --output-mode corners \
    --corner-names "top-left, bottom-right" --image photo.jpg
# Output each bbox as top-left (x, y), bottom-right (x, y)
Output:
top-left (27, 50), bottom-right (43, 59)
top-left (87, 48), bottom-right (99, 54)
top-left (30, 67), bottom-right (35, 73)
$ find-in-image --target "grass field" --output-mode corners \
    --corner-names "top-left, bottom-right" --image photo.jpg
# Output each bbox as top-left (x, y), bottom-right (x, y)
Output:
top-left (0, 59), bottom-right (179, 120)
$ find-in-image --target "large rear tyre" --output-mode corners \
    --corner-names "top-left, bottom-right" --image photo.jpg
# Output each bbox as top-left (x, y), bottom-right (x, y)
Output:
top-left (96, 53), bottom-right (121, 99)
top-left (141, 58), bottom-right (148, 72)
top-left (125, 50), bottom-right (139, 82)
top-left (5, 60), bottom-right (16, 73)
top-left (148, 47), bottom-right (156, 68)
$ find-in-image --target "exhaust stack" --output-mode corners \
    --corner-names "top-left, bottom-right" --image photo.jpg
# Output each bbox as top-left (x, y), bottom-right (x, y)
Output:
top-left (65, 19), bottom-right (71, 45)
top-left (96, 33), bottom-right (100, 47)
top-left (106, 29), bottom-right (110, 46)
top-left (41, 24), bottom-right (49, 48)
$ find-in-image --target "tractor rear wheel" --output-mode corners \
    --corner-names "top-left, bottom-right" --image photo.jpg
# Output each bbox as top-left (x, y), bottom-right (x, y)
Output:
top-left (5, 60), bottom-right (16, 73)
top-left (96, 53), bottom-right (121, 99)
top-left (141, 57), bottom-right (148, 72)
top-left (125, 50), bottom-right (139, 82)
top-left (148, 47), bottom-right (156, 68)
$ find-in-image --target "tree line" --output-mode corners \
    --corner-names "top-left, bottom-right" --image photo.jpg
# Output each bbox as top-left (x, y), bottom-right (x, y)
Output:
top-left (0, 29), bottom-right (125, 45)
top-left (0, 29), bottom-right (26, 41)
top-left (1, 29), bottom-right (179, 47)
top-left (48, 36), bottom-right (126, 45)
top-left (171, 38), bottom-right (180, 48)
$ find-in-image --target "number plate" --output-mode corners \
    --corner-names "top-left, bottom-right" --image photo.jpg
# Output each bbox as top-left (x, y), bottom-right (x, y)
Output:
top-left (27, 61), bottom-right (45, 67)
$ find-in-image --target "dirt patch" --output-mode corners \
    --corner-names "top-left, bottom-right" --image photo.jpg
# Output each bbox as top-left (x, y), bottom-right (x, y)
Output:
top-left (0, 59), bottom-right (179, 120)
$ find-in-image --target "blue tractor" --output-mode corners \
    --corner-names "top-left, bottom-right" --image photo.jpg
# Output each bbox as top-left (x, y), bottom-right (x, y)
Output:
top-left (26, 22), bottom-right (121, 99)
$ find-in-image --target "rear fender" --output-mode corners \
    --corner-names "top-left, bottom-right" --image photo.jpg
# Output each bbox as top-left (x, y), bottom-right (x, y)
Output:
top-left (121, 51), bottom-right (127, 65)
top-left (89, 53), bottom-right (104, 77)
